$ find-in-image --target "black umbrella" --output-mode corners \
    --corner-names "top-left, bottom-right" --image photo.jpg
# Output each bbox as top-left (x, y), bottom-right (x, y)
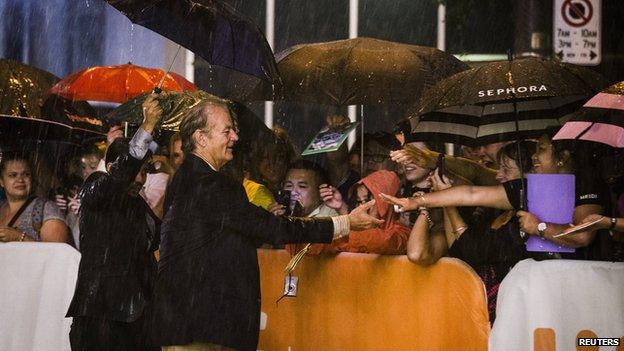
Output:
top-left (105, 0), bottom-right (280, 101)
top-left (42, 95), bottom-right (107, 142)
top-left (0, 114), bottom-right (73, 144)
top-left (409, 58), bottom-right (609, 146)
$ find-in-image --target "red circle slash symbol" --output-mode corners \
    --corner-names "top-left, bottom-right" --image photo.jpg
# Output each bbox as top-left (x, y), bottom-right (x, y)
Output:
top-left (562, 0), bottom-right (593, 27)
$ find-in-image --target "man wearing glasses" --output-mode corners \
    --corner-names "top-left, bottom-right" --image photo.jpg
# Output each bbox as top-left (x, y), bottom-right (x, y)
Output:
top-left (363, 131), bottom-right (401, 176)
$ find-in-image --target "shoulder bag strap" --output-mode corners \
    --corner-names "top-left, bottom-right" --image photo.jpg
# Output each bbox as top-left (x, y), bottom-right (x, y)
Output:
top-left (7, 196), bottom-right (36, 228)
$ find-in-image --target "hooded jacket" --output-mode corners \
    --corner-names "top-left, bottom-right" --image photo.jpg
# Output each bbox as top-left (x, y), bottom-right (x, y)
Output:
top-left (296, 170), bottom-right (410, 255)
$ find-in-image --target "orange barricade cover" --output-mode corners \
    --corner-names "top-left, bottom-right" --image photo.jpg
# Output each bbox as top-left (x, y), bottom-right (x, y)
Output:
top-left (258, 249), bottom-right (490, 350)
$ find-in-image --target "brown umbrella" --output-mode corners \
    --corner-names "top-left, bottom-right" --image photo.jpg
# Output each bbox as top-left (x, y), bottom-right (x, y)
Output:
top-left (0, 59), bottom-right (105, 141)
top-left (0, 58), bottom-right (58, 118)
top-left (276, 37), bottom-right (469, 106)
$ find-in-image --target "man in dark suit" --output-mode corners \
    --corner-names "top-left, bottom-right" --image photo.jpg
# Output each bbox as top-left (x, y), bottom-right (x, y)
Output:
top-left (150, 95), bottom-right (382, 351)
top-left (67, 95), bottom-right (163, 351)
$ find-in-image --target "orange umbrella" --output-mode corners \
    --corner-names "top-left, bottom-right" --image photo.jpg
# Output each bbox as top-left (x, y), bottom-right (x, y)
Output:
top-left (49, 63), bottom-right (197, 103)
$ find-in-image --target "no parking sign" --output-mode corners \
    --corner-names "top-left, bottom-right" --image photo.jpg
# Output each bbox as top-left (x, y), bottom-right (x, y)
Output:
top-left (553, 0), bottom-right (601, 65)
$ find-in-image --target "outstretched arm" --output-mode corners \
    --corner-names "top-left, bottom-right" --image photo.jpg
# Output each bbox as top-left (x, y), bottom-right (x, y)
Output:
top-left (380, 184), bottom-right (513, 212)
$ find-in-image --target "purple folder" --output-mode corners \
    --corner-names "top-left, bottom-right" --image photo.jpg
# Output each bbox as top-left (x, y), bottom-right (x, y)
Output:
top-left (526, 174), bottom-right (576, 253)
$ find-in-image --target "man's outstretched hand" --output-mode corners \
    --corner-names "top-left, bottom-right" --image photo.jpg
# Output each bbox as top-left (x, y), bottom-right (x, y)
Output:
top-left (348, 200), bottom-right (384, 231)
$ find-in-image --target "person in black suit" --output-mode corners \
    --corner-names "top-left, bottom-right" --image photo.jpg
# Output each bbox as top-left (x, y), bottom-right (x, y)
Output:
top-left (150, 95), bottom-right (382, 351)
top-left (67, 94), bottom-right (164, 351)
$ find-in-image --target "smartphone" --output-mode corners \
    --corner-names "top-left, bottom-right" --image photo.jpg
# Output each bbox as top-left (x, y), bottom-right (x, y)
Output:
top-left (437, 153), bottom-right (446, 183)
top-left (276, 190), bottom-right (292, 216)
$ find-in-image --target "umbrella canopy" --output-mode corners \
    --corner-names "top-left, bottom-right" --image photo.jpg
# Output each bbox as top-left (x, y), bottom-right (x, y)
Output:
top-left (106, 90), bottom-right (270, 141)
top-left (41, 95), bottom-right (107, 141)
top-left (553, 81), bottom-right (624, 148)
top-left (276, 37), bottom-right (469, 106)
top-left (105, 0), bottom-right (279, 101)
top-left (0, 114), bottom-right (73, 144)
top-left (106, 90), bottom-right (213, 131)
top-left (48, 63), bottom-right (197, 103)
top-left (0, 59), bottom-right (105, 142)
top-left (410, 58), bottom-right (609, 146)
top-left (0, 58), bottom-right (59, 118)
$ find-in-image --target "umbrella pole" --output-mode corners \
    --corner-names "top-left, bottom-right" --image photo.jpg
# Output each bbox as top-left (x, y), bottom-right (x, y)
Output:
top-left (508, 50), bottom-right (527, 238)
top-left (124, 122), bottom-right (129, 138)
top-left (157, 44), bottom-right (183, 91)
top-left (360, 105), bottom-right (364, 176)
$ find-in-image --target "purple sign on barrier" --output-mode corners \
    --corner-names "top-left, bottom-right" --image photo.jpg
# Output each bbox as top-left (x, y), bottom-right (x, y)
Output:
top-left (526, 174), bottom-right (576, 253)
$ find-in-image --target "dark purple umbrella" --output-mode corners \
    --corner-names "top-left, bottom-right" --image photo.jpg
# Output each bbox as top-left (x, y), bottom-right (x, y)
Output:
top-left (106, 0), bottom-right (280, 101)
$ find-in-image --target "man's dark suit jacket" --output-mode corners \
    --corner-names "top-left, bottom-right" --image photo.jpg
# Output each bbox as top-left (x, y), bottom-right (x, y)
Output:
top-left (150, 154), bottom-right (334, 350)
top-left (67, 152), bottom-right (159, 323)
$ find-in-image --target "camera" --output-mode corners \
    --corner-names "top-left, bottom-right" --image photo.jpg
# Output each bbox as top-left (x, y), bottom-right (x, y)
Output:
top-left (276, 190), bottom-right (292, 216)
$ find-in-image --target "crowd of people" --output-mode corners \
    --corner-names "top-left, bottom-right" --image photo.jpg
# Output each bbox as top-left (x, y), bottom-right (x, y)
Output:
top-left (1, 92), bottom-right (623, 350)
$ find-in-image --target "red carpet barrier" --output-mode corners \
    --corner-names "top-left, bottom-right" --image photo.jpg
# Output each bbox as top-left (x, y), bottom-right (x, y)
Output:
top-left (257, 249), bottom-right (490, 350)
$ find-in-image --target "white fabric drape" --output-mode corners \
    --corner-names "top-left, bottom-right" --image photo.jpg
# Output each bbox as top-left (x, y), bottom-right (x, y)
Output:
top-left (490, 258), bottom-right (624, 350)
top-left (0, 243), bottom-right (79, 351)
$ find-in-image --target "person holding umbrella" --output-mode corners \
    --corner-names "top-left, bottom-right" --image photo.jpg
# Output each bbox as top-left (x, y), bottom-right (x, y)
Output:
top-left (66, 94), bottom-right (164, 351)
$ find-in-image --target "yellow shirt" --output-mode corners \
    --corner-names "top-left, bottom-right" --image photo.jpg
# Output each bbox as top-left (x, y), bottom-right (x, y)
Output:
top-left (243, 178), bottom-right (275, 210)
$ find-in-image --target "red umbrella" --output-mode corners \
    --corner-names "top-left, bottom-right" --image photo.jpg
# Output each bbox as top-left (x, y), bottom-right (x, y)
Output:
top-left (49, 63), bottom-right (197, 103)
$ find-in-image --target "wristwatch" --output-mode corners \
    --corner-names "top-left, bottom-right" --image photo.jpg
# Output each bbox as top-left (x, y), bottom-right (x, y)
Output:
top-left (537, 222), bottom-right (547, 238)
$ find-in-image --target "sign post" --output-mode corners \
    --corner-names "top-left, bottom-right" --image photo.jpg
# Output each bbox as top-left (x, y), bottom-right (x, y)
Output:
top-left (553, 0), bottom-right (601, 65)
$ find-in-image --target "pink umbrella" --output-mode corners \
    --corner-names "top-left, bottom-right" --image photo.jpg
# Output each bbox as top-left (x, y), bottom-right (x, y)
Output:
top-left (554, 81), bottom-right (624, 148)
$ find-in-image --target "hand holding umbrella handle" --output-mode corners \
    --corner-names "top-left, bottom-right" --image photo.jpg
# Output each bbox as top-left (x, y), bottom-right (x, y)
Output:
top-left (141, 94), bottom-right (165, 134)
